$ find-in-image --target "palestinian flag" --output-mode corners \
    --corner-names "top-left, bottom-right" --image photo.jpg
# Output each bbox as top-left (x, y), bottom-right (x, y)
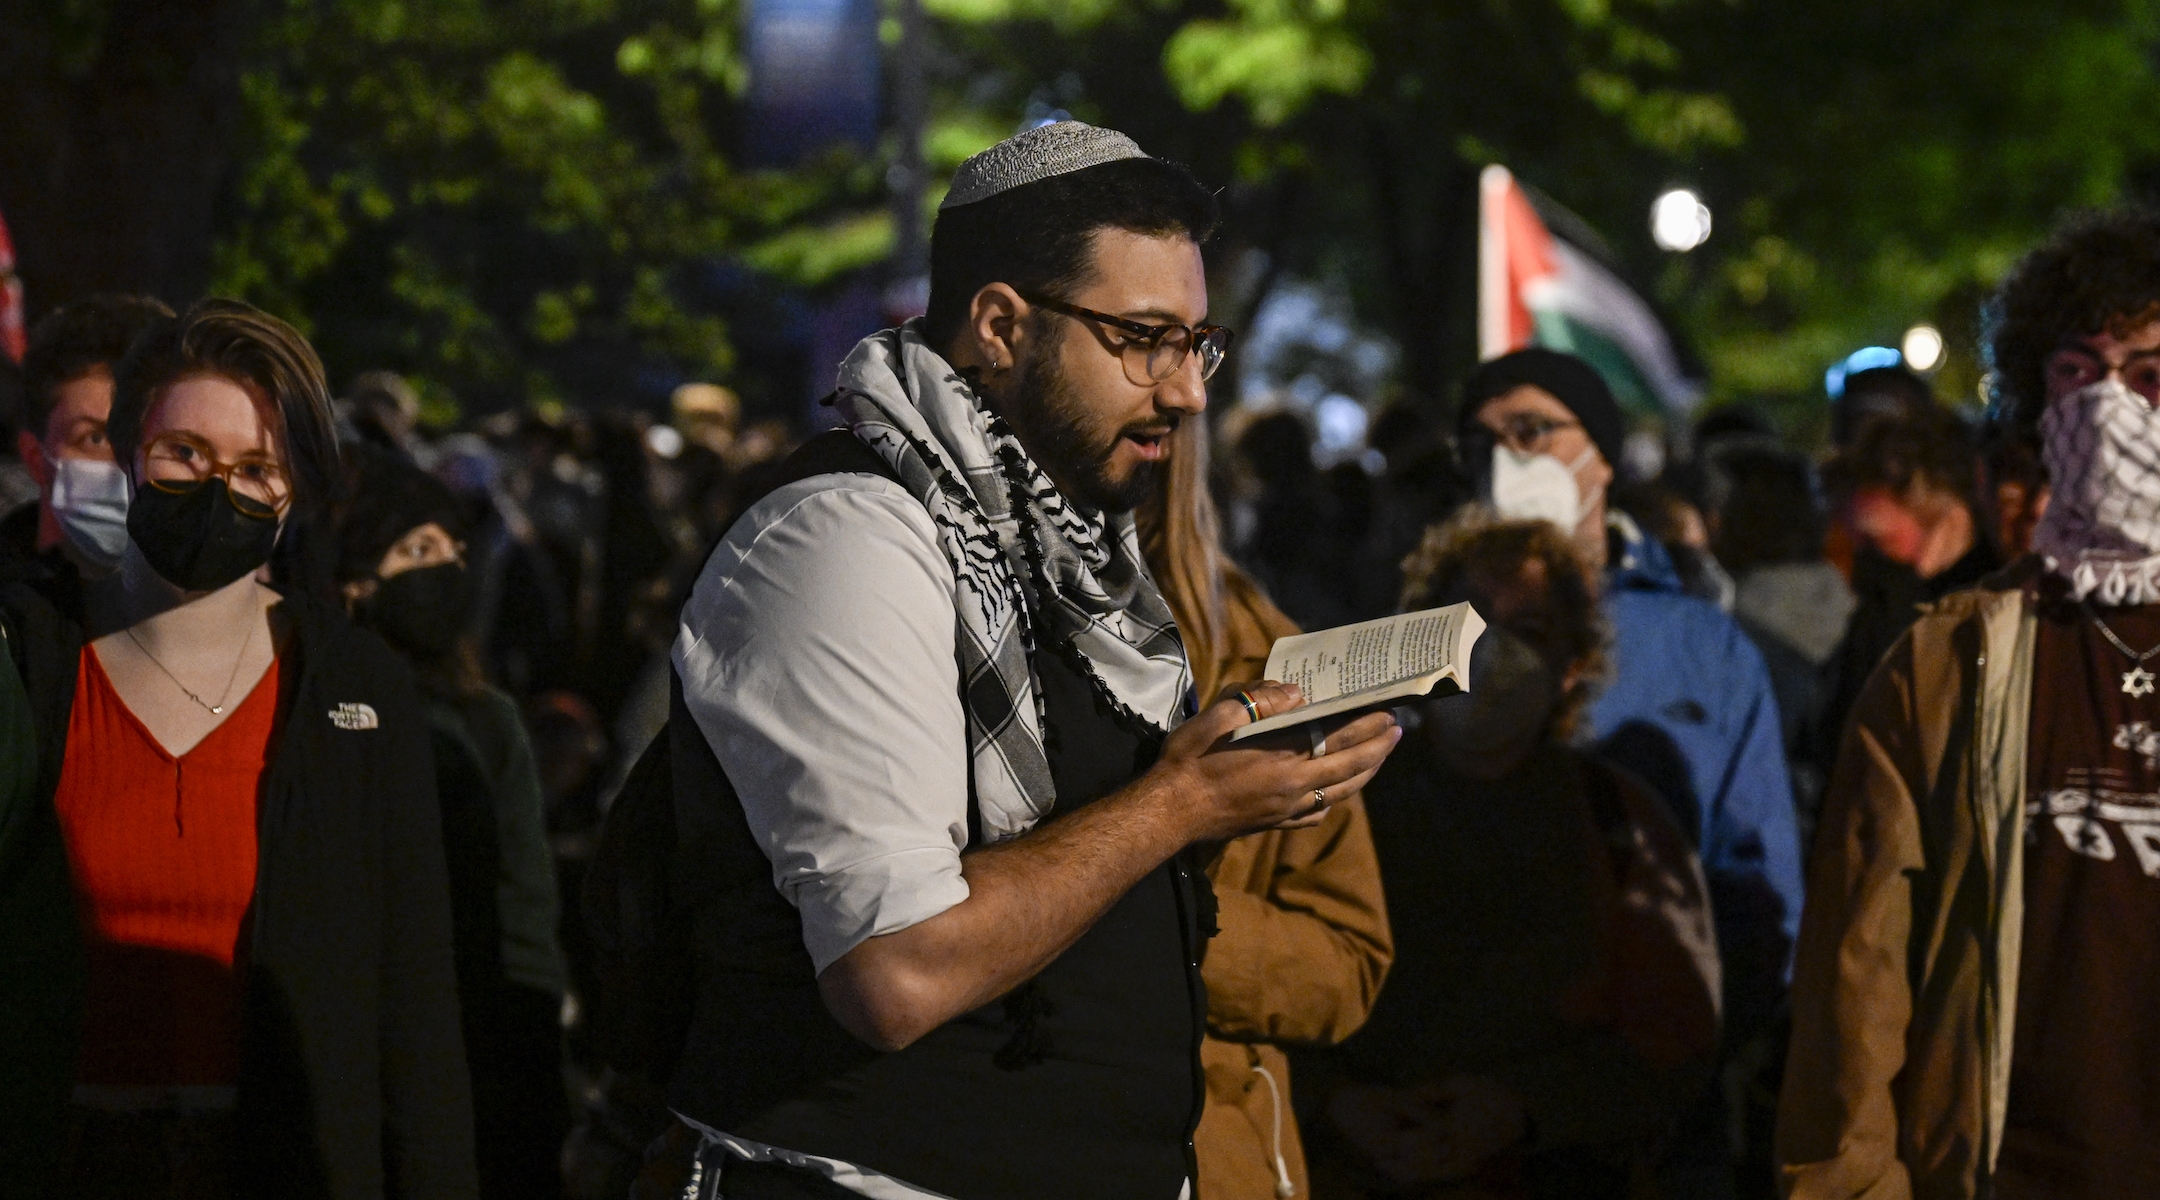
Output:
top-left (1478, 164), bottom-right (1702, 416)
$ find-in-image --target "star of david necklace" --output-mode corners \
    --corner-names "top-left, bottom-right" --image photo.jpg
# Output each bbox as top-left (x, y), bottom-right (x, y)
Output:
top-left (2087, 603), bottom-right (2160, 697)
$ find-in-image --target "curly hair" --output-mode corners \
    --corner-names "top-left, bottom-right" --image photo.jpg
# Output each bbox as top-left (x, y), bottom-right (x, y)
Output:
top-left (1398, 508), bottom-right (1608, 740)
top-left (1987, 207), bottom-right (2160, 431)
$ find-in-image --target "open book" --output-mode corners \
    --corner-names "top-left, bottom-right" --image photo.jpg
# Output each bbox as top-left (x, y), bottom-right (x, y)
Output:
top-left (1227, 602), bottom-right (1487, 742)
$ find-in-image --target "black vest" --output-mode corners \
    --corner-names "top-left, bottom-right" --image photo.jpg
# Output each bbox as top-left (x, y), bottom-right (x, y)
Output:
top-left (664, 431), bottom-right (1211, 1199)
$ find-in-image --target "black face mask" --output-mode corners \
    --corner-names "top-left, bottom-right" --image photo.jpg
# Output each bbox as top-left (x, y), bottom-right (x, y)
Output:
top-left (359, 562), bottom-right (474, 658)
top-left (127, 478), bottom-right (282, 593)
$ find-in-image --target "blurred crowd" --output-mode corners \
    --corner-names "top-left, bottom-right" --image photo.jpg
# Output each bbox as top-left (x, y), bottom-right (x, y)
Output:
top-left (1229, 355), bottom-right (2044, 843)
top-left (0, 288), bottom-right (2038, 1200)
top-left (0, 302), bottom-right (822, 1200)
top-left (251, 372), bottom-right (825, 1195)
top-left (1212, 351), bottom-right (2040, 1200)
top-left (9, 146), bottom-right (2136, 1200)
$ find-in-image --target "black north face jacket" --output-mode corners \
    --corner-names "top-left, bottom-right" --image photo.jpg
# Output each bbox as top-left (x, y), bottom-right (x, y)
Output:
top-left (0, 552), bottom-right (478, 1200)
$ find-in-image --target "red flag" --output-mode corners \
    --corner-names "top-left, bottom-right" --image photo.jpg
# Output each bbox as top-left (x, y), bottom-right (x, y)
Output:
top-left (0, 210), bottom-right (24, 364)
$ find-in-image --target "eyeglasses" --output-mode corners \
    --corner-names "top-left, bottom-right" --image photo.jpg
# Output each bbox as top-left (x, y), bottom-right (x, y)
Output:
top-left (2044, 344), bottom-right (2160, 405)
top-left (1478, 412), bottom-right (1583, 456)
top-left (141, 432), bottom-right (292, 515)
top-left (1020, 293), bottom-right (1234, 386)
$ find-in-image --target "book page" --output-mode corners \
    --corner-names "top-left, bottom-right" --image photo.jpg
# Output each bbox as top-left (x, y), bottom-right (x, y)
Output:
top-left (1229, 602), bottom-right (1484, 742)
top-left (1262, 604), bottom-right (1470, 705)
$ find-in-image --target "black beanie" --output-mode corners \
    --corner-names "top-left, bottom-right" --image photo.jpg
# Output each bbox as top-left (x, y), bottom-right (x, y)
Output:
top-left (1457, 348), bottom-right (1627, 469)
top-left (334, 444), bottom-right (469, 582)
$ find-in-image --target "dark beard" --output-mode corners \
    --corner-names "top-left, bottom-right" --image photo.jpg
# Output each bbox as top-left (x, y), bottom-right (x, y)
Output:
top-left (1003, 344), bottom-right (1165, 513)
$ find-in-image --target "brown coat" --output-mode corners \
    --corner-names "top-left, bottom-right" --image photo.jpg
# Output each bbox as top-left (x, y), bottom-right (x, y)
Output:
top-left (1775, 563), bottom-right (2040, 1200)
top-left (1195, 576), bottom-right (1395, 1200)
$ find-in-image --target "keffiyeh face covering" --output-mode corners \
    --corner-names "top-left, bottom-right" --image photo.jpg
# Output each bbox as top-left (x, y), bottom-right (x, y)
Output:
top-left (2031, 377), bottom-right (2160, 604)
top-left (832, 321), bottom-right (1192, 842)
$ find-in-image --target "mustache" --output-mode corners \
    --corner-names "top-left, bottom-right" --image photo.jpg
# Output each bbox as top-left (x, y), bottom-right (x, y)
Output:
top-left (1117, 415), bottom-right (1181, 441)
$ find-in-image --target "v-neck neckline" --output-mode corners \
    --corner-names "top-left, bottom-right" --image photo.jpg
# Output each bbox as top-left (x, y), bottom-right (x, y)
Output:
top-left (85, 641), bottom-right (280, 763)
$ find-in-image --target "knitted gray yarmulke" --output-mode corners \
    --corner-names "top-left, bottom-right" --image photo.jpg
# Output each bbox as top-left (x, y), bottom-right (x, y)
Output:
top-left (939, 121), bottom-right (1148, 210)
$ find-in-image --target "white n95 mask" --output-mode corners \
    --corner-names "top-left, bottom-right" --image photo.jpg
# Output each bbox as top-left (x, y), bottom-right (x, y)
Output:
top-left (46, 456), bottom-right (132, 574)
top-left (1489, 443), bottom-right (1600, 533)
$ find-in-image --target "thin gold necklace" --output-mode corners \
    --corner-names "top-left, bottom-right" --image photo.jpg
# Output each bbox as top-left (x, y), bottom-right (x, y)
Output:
top-left (125, 613), bottom-right (258, 717)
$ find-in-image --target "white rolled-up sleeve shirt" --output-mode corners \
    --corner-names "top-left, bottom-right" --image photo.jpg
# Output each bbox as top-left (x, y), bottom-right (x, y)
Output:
top-left (671, 469), bottom-right (1194, 1200)
top-left (671, 471), bottom-right (973, 975)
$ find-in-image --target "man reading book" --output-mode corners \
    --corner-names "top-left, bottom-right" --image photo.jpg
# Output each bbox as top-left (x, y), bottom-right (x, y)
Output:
top-left (658, 122), bottom-right (1400, 1200)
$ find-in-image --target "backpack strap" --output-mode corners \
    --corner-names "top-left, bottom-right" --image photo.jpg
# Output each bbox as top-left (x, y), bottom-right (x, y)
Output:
top-left (724, 425), bottom-right (898, 538)
top-left (713, 423), bottom-right (982, 847)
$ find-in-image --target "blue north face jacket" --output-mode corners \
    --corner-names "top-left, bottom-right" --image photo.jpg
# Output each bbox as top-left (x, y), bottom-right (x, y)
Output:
top-left (1586, 518), bottom-right (1805, 1002)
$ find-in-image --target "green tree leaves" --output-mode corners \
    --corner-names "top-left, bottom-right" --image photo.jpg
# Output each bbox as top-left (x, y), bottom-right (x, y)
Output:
top-left (185, 0), bottom-right (2160, 433)
top-left (1163, 1), bottom-right (1371, 128)
top-left (1130, 0), bottom-right (2160, 426)
top-left (209, 0), bottom-right (871, 416)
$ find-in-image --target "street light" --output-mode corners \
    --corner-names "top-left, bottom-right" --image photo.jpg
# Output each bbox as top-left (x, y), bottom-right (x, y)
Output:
top-left (1902, 324), bottom-right (1945, 372)
top-left (1651, 189), bottom-right (1713, 252)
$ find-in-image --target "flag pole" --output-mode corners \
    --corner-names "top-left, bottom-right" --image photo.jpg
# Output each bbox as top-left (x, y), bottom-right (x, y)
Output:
top-left (1477, 165), bottom-right (1513, 362)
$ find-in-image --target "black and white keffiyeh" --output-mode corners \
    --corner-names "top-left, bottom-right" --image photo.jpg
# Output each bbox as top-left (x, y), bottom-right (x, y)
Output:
top-left (832, 322), bottom-right (1191, 841)
top-left (2033, 377), bottom-right (2160, 604)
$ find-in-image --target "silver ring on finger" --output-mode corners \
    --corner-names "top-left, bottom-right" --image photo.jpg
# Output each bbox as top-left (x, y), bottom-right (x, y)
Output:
top-left (1313, 788), bottom-right (1327, 808)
